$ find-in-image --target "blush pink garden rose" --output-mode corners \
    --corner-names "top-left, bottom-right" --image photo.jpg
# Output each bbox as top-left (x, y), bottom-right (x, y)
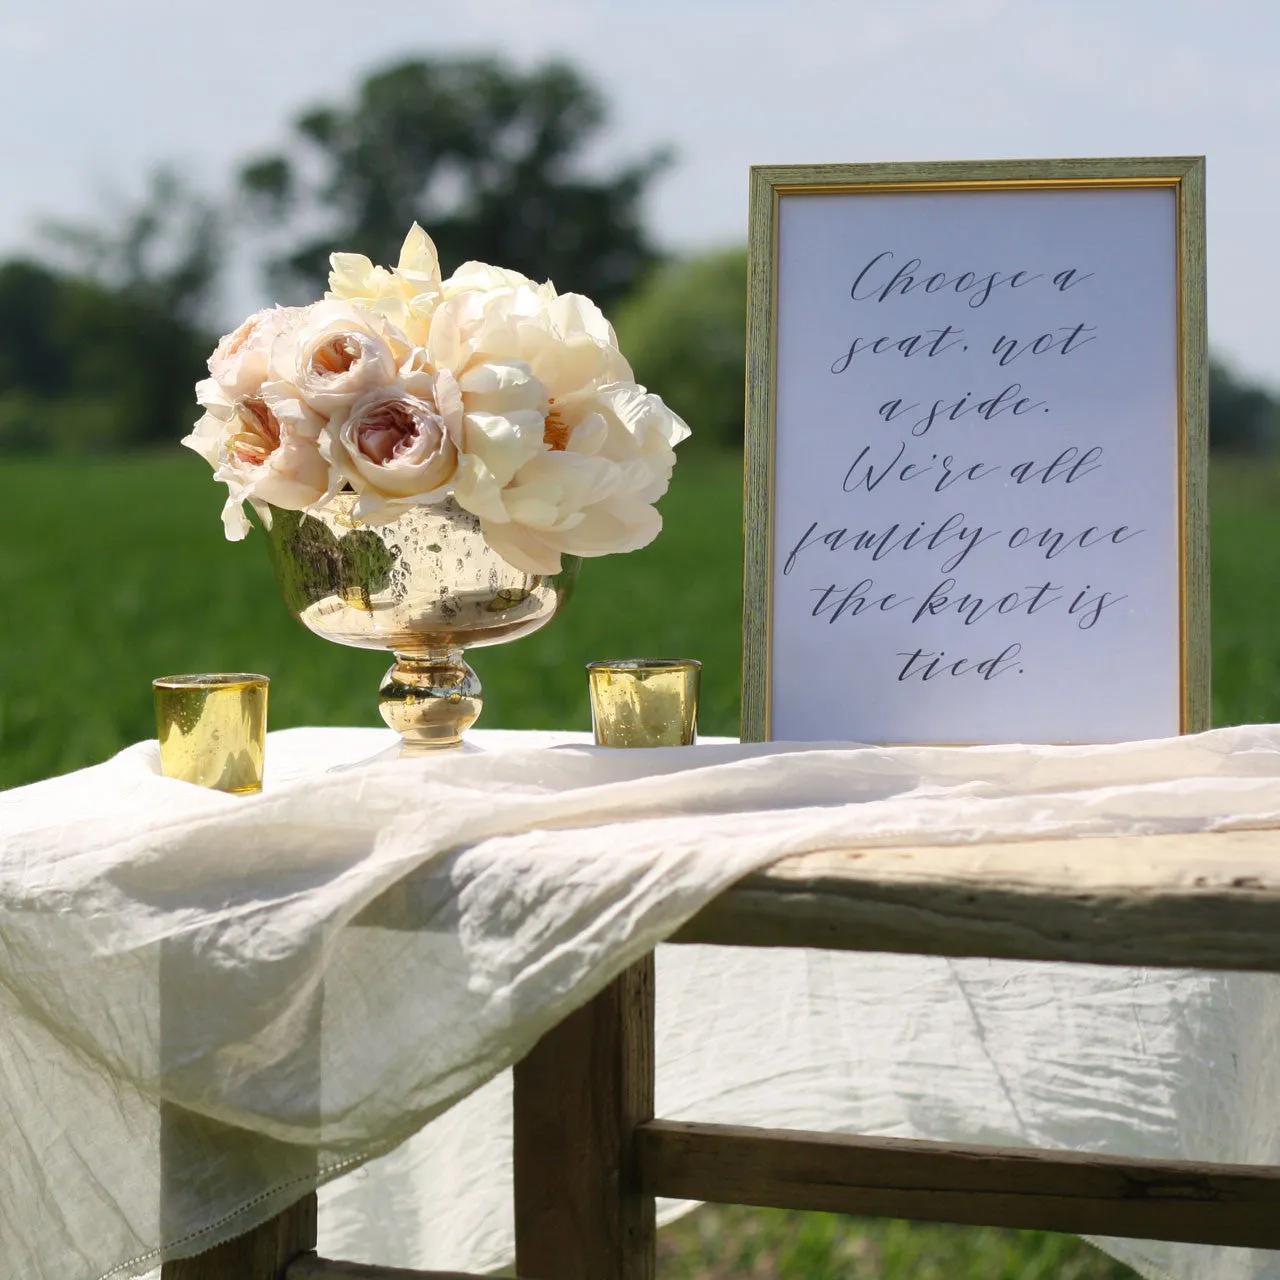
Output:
top-left (320, 374), bottom-right (463, 523)
top-left (183, 380), bottom-right (329, 538)
top-left (206, 305), bottom-right (299, 400)
top-left (284, 300), bottom-right (410, 415)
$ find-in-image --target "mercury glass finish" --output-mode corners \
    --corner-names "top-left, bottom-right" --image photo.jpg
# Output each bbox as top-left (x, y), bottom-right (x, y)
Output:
top-left (587, 659), bottom-right (701, 747)
top-left (153, 673), bottom-right (269, 793)
top-left (264, 495), bottom-right (579, 751)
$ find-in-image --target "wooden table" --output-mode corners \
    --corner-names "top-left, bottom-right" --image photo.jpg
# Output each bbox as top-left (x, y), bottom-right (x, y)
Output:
top-left (163, 827), bottom-right (1280, 1279)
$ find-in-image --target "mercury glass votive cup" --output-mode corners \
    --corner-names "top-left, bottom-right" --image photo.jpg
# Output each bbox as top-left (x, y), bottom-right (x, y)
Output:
top-left (153, 674), bottom-right (269, 794)
top-left (587, 659), bottom-right (701, 748)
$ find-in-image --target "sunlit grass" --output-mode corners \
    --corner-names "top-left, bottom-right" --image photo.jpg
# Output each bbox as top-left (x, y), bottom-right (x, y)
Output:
top-left (1209, 457), bottom-right (1280, 726)
top-left (0, 450), bottom-right (743, 788)
top-left (659, 1206), bottom-right (1140, 1279)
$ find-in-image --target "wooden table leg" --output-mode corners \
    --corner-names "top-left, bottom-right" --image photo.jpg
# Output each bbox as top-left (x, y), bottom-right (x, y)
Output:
top-left (514, 955), bottom-right (656, 1280)
top-left (161, 1192), bottom-right (317, 1280)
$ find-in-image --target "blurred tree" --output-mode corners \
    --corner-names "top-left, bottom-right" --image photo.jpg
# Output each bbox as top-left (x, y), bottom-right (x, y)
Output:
top-left (42, 168), bottom-right (223, 328)
top-left (0, 260), bottom-right (62, 399)
top-left (0, 169), bottom-right (219, 453)
top-left (613, 247), bottom-right (747, 451)
top-left (0, 258), bottom-right (211, 453)
top-left (239, 57), bottom-right (668, 309)
top-left (1210, 358), bottom-right (1280, 453)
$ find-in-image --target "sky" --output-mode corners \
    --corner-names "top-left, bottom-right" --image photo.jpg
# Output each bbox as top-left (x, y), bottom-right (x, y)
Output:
top-left (0, 0), bottom-right (1276, 384)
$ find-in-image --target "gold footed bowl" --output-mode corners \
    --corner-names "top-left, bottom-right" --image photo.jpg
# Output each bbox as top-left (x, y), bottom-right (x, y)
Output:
top-left (264, 495), bottom-right (579, 752)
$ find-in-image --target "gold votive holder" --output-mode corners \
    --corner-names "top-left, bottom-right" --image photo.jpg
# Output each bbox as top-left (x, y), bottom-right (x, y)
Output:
top-left (153, 673), bottom-right (269, 794)
top-left (587, 659), bottom-right (700, 748)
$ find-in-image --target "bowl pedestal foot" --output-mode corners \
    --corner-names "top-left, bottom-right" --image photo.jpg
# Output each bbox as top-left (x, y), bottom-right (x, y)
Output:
top-left (378, 650), bottom-right (482, 751)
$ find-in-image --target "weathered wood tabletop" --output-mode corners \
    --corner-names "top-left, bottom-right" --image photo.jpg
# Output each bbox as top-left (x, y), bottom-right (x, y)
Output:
top-left (673, 828), bottom-right (1280, 971)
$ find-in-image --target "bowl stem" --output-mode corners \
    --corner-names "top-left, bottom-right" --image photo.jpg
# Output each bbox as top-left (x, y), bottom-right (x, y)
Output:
top-left (378, 649), bottom-right (482, 750)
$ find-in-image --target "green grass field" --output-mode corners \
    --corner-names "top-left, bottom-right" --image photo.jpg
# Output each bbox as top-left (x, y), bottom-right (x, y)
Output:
top-left (0, 451), bottom-right (745, 788)
top-left (2, 450), bottom-right (1277, 1278)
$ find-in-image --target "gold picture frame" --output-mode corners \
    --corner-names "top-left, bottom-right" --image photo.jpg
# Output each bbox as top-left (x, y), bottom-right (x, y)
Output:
top-left (741, 156), bottom-right (1208, 743)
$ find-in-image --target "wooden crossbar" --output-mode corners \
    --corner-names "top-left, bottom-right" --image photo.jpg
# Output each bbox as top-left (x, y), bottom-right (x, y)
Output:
top-left (287, 1255), bottom-right (494, 1279)
top-left (637, 1119), bottom-right (1280, 1250)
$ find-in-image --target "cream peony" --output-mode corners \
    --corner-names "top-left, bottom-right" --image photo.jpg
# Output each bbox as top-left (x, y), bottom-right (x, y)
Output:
top-left (475, 385), bottom-right (686, 573)
top-left (183, 380), bottom-right (329, 539)
top-left (285, 300), bottom-right (409, 415)
top-left (442, 259), bottom-right (557, 302)
top-left (449, 360), bottom-right (550, 524)
top-left (321, 378), bottom-right (462, 523)
top-left (424, 272), bottom-right (689, 571)
top-left (327, 224), bottom-right (443, 346)
top-left (474, 451), bottom-right (634, 574)
top-left (587, 381), bottom-right (690, 496)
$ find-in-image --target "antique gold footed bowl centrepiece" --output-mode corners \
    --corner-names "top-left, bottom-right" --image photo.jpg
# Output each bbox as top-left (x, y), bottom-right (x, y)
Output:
top-left (264, 494), bottom-right (579, 752)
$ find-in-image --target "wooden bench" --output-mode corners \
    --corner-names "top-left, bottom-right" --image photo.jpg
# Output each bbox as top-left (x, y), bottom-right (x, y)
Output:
top-left (162, 827), bottom-right (1280, 1279)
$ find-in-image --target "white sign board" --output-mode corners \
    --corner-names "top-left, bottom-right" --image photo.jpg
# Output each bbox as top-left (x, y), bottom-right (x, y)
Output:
top-left (743, 160), bottom-right (1207, 744)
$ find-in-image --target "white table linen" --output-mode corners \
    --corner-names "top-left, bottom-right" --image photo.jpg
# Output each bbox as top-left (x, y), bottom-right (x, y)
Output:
top-left (3, 725), bottom-right (1280, 1280)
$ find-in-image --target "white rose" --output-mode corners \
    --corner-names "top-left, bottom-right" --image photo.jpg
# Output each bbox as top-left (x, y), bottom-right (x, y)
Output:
top-left (321, 378), bottom-right (463, 523)
top-left (183, 380), bottom-right (329, 540)
top-left (286, 299), bottom-right (409, 415)
top-left (327, 223), bottom-right (443, 346)
top-left (207, 305), bottom-right (297, 400)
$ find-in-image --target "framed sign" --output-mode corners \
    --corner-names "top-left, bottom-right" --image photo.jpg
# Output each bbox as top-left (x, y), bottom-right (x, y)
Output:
top-left (742, 157), bottom-right (1207, 744)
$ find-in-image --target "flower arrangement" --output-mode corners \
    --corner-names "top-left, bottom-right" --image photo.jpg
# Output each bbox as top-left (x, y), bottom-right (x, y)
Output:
top-left (183, 225), bottom-right (689, 574)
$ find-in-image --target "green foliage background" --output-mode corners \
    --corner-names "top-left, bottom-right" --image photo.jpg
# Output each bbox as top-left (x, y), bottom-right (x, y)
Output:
top-left (0, 260), bottom-right (210, 453)
top-left (613, 248), bottom-right (748, 451)
top-left (240, 57), bottom-right (666, 310)
top-left (0, 452), bottom-right (743, 788)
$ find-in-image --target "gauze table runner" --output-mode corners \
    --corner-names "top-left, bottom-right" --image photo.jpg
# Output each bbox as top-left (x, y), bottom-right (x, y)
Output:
top-left (3, 726), bottom-right (1280, 1280)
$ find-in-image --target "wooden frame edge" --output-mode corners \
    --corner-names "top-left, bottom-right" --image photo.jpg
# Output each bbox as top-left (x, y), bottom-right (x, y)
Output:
top-left (288, 1256), bottom-right (488, 1279)
top-left (1179, 157), bottom-right (1210, 732)
top-left (741, 166), bottom-right (779, 742)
